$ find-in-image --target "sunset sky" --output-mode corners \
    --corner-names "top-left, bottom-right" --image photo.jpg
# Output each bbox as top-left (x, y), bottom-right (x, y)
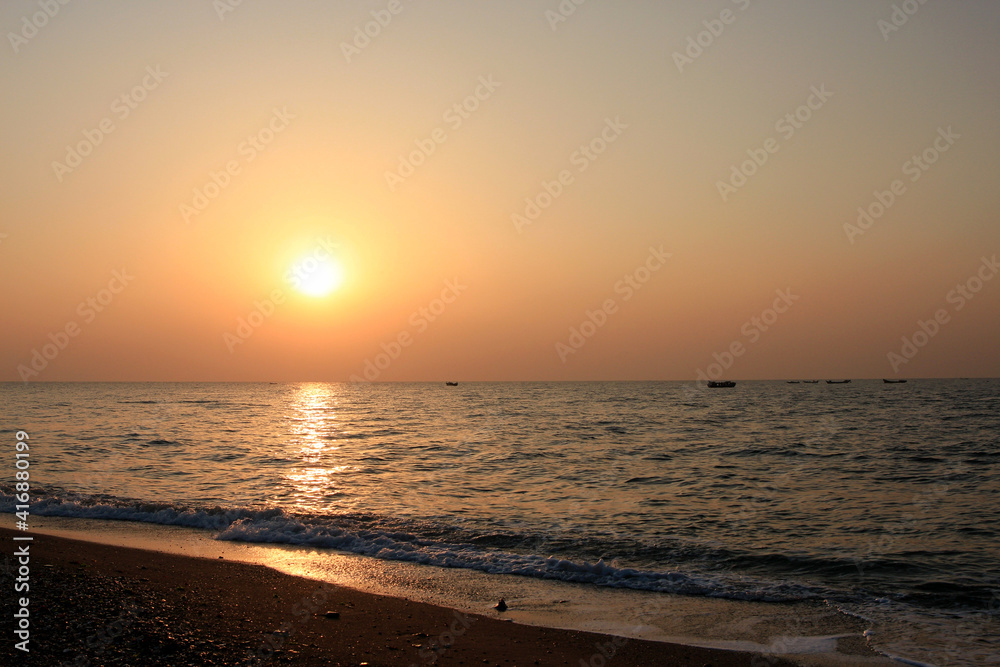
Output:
top-left (3, 0), bottom-right (998, 382)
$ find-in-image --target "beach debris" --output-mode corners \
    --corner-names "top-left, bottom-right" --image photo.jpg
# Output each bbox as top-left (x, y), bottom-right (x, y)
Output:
top-left (493, 598), bottom-right (507, 612)
top-left (324, 611), bottom-right (340, 619)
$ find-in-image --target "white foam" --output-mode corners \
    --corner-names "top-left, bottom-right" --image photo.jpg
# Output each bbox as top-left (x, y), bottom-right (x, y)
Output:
top-left (2, 492), bottom-right (814, 603)
top-left (215, 514), bottom-right (714, 594)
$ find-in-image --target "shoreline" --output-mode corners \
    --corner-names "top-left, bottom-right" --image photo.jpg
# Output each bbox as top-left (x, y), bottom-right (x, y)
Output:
top-left (1, 527), bottom-right (831, 666)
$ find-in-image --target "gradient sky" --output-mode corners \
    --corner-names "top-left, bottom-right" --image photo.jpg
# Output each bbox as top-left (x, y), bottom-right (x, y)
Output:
top-left (2, 0), bottom-right (998, 381)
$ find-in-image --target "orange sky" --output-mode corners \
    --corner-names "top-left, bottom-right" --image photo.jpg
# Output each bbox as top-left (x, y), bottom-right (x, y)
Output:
top-left (2, 1), bottom-right (999, 381)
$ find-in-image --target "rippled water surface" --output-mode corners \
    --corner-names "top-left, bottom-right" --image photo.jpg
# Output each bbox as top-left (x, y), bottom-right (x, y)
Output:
top-left (2, 380), bottom-right (998, 664)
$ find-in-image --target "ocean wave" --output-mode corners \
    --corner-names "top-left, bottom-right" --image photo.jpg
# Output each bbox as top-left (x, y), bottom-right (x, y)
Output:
top-left (1, 489), bottom-right (821, 603)
top-left (5, 487), bottom-right (996, 614)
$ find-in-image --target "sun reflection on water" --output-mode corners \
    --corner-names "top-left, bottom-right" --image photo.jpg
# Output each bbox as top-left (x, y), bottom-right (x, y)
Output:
top-left (281, 383), bottom-right (350, 512)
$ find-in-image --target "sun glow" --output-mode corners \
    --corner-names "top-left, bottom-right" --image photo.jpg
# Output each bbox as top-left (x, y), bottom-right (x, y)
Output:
top-left (289, 254), bottom-right (345, 297)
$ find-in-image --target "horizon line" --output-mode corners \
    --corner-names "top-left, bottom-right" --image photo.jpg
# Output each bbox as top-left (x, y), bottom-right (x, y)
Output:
top-left (3, 377), bottom-right (998, 384)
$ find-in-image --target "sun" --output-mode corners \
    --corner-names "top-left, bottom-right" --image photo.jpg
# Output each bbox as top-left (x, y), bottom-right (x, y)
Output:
top-left (288, 254), bottom-right (345, 297)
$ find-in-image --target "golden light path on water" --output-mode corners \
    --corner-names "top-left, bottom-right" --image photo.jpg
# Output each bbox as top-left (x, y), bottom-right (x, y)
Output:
top-left (282, 383), bottom-right (349, 513)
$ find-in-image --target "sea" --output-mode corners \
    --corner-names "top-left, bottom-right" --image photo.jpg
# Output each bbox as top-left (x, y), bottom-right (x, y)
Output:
top-left (2, 380), bottom-right (998, 665)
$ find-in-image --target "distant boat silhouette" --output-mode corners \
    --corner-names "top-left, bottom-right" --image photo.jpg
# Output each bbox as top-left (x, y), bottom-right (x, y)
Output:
top-left (802, 380), bottom-right (820, 384)
top-left (445, 382), bottom-right (459, 386)
top-left (707, 381), bottom-right (736, 388)
top-left (826, 380), bottom-right (851, 384)
top-left (883, 379), bottom-right (907, 384)
top-left (787, 381), bottom-right (800, 384)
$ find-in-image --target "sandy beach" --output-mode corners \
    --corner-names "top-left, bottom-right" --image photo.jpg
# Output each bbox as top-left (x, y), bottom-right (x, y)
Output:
top-left (1, 527), bottom-right (821, 667)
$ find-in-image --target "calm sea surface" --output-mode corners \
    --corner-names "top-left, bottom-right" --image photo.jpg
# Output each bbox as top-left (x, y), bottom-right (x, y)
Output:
top-left (2, 380), bottom-right (998, 664)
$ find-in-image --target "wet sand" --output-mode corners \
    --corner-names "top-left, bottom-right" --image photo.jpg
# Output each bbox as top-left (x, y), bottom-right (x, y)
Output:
top-left (1, 527), bottom-right (814, 666)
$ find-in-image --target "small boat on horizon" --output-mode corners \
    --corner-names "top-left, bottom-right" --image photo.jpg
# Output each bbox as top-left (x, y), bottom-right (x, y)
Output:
top-left (445, 381), bottom-right (459, 386)
top-left (787, 381), bottom-right (800, 384)
top-left (803, 380), bottom-right (820, 383)
top-left (707, 380), bottom-right (736, 388)
top-left (826, 380), bottom-right (851, 384)
top-left (883, 379), bottom-right (908, 383)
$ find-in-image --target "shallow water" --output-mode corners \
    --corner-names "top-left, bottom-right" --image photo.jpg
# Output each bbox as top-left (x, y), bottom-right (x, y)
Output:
top-left (2, 380), bottom-right (998, 664)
